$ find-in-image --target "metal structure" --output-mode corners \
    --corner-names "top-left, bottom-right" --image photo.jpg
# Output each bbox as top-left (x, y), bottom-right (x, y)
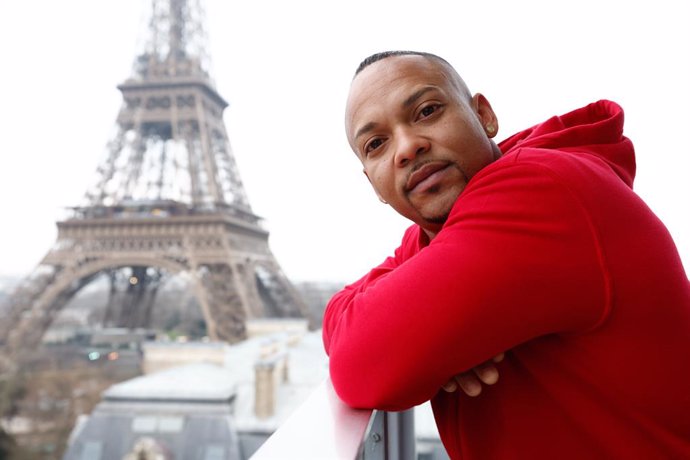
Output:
top-left (0, 0), bottom-right (309, 356)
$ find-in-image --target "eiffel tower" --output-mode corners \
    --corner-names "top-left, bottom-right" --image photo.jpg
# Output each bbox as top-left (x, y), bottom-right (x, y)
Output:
top-left (0, 0), bottom-right (310, 359)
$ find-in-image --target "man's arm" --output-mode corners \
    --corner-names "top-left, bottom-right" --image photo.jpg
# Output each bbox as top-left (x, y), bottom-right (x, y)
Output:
top-left (322, 225), bottom-right (419, 352)
top-left (323, 224), bottom-right (503, 398)
top-left (324, 159), bottom-right (609, 411)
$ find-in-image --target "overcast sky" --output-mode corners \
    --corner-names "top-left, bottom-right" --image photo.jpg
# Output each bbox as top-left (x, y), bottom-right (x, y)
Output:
top-left (0, 0), bottom-right (688, 283)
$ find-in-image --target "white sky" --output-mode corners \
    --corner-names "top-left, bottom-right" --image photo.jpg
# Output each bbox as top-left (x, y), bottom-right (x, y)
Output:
top-left (0, 1), bottom-right (688, 283)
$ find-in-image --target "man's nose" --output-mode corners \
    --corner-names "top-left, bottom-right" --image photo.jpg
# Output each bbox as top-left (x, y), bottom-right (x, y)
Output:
top-left (394, 129), bottom-right (430, 167)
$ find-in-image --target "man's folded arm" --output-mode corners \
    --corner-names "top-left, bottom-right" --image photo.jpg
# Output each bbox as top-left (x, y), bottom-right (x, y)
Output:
top-left (322, 225), bottom-right (418, 352)
top-left (323, 161), bottom-right (609, 411)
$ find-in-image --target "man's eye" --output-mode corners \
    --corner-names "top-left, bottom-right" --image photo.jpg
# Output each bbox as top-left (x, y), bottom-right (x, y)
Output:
top-left (419, 104), bottom-right (440, 119)
top-left (365, 138), bottom-right (383, 154)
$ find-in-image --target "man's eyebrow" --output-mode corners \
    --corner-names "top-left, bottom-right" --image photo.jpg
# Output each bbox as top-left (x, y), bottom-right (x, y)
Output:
top-left (403, 86), bottom-right (436, 108)
top-left (354, 122), bottom-right (377, 141)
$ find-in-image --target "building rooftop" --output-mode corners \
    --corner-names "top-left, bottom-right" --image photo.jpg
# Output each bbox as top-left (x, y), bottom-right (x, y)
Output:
top-left (64, 327), bottom-right (329, 459)
top-left (103, 362), bottom-right (237, 403)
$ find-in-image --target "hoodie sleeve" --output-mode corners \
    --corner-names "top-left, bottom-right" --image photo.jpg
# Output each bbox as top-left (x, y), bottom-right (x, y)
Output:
top-left (322, 225), bottom-right (421, 352)
top-left (323, 154), bottom-right (610, 411)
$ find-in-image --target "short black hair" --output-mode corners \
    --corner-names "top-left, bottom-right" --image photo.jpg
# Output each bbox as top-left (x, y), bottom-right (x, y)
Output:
top-left (354, 50), bottom-right (453, 77)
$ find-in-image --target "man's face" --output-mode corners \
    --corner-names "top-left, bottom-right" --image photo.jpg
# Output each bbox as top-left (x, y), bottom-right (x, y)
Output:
top-left (345, 55), bottom-right (500, 236)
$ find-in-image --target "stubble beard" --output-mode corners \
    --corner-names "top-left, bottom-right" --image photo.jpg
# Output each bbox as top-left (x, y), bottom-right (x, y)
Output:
top-left (416, 184), bottom-right (455, 225)
top-left (405, 163), bottom-right (467, 228)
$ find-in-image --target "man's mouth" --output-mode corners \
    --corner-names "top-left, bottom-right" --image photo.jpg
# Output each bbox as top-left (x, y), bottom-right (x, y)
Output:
top-left (405, 162), bottom-right (450, 193)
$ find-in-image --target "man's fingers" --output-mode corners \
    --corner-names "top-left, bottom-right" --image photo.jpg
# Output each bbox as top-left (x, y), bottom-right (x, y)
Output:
top-left (442, 374), bottom-right (482, 396)
top-left (473, 361), bottom-right (500, 385)
top-left (455, 374), bottom-right (482, 397)
top-left (442, 353), bottom-right (506, 394)
top-left (441, 379), bottom-right (459, 393)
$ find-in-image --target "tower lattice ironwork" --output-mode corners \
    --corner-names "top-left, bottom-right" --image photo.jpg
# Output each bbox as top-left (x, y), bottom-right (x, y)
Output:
top-left (0, 0), bottom-right (310, 358)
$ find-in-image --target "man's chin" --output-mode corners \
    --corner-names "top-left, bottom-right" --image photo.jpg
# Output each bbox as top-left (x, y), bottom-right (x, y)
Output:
top-left (424, 214), bottom-right (449, 225)
top-left (412, 189), bottom-right (460, 223)
top-left (418, 202), bottom-right (454, 225)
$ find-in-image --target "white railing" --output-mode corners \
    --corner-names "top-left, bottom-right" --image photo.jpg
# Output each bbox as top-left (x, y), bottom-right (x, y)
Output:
top-left (250, 378), bottom-right (416, 460)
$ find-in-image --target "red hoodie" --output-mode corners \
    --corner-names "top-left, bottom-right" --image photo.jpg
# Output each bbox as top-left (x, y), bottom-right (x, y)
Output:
top-left (323, 100), bottom-right (690, 459)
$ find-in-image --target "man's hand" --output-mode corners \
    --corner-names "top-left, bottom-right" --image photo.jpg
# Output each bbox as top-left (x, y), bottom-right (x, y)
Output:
top-left (441, 353), bottom-right (505, 396)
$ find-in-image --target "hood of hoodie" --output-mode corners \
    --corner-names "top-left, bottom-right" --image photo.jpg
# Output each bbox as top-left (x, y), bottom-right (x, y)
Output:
top-left (497, 100), bottom-right (636, 188)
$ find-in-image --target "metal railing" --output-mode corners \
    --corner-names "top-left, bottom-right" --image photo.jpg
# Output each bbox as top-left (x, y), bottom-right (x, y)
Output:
top-left (359, 409), bottom-right (416, 459)
top-left (250, 378), bottom-right (416, 460)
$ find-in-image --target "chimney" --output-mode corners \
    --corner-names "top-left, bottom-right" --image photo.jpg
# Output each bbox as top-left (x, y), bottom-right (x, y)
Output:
top-left (254, 358), bottom-right (277, 419)
top-left (254, 340), bottom-right (288, 419)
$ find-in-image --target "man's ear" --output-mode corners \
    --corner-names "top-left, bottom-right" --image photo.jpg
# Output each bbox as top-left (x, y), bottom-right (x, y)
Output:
top-left (363, 169), bottom-right (387, 204)
top-left (472, 93), bottom-right (499, 138)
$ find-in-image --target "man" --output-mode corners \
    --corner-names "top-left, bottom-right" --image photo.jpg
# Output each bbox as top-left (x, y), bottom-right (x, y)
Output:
top-left (322, 51), bottom-right (690, 459)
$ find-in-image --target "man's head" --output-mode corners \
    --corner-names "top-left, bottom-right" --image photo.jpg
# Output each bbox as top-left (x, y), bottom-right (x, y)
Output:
top-left (345, 51), bottom-right (502, 238)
